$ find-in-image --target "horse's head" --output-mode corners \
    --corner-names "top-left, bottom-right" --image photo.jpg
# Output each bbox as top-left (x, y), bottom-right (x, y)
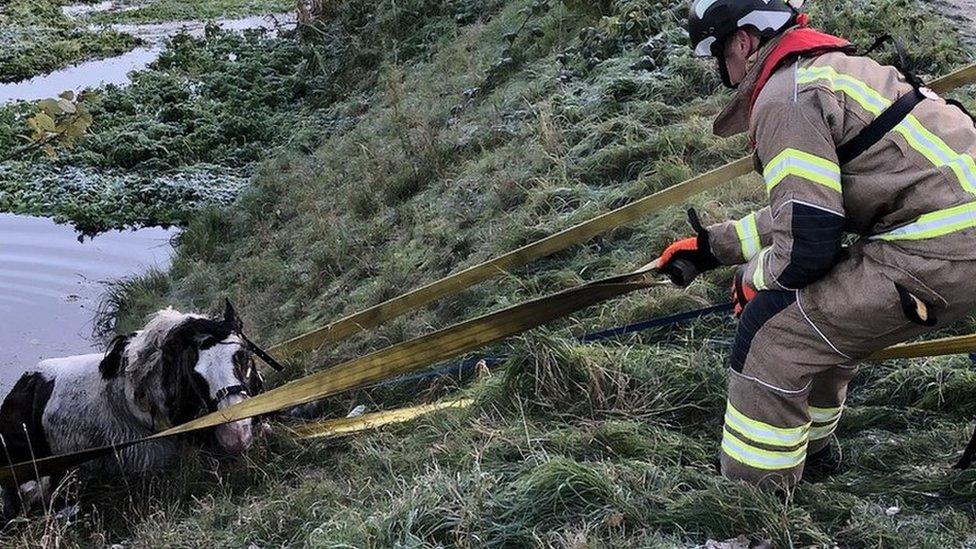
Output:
top-left (181, 301), bottom-right (259, 454)
top-left (110, 302), bottom-right (268, 455)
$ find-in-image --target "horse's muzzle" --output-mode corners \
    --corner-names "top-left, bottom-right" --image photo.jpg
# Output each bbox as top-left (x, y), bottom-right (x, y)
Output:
top-left (214, 395), bottom-right (253, 454)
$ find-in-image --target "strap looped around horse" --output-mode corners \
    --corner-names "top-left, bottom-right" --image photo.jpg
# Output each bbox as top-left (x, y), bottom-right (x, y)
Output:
top-left (214, 384), bottom-right (248, 403)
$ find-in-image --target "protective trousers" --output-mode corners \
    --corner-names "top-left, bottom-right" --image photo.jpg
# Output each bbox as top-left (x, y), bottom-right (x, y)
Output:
top-left (720, 241), bottom-right (976, 487)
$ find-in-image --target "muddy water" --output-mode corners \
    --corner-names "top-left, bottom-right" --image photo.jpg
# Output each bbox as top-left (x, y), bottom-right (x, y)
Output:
top-left (0, 214), bottom-right (174, 387)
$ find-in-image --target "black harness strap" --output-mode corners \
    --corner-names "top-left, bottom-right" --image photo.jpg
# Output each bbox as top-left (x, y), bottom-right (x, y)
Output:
top-left (837, 86), bottom-right (926, 165)
top-left (837, 35), bottom-right (928, 165)
top-left (214, 384), bottom-right (248, 403)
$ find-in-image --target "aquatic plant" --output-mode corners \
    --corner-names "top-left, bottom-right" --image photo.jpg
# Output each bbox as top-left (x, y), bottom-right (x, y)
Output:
top-left (0, 0), bottom-right (136, 83)
top-left (0, 28), bottom-right (334, 233)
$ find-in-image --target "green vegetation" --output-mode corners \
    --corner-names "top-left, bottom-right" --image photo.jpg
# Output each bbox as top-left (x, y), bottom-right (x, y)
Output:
top-left (6, 0), bottom-right (976, 546)
top-left (86, 0), bottom-right (295, 24)
top-left (0, 28), bottom-right (335, 234)
top-left (0, 0), bottom-right (136, 83)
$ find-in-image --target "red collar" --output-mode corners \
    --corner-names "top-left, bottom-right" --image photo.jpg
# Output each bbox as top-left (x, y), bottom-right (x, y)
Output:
top-left (749, 24), bottom-right (853, 111)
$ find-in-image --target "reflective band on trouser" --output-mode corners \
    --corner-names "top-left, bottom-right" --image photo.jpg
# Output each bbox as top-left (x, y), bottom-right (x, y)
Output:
top-left (722, 401), bottom-right (810, 471)
top-left (872, 201), bottom-right (976, 241)
top-left (763, 148), bottom-right (842, 193)
top-left (721, 428), bottom-right (808, 470)
top-left (752, 248), bottom-right (771, 291)
top-left (734, 212), bottom-right (761, 260)
top-left (809, 405), bottom-right (842, 441)
top-left (797, 66), bottom-right (976, 197)
top-left (725, 402), bottom-right (810, 447)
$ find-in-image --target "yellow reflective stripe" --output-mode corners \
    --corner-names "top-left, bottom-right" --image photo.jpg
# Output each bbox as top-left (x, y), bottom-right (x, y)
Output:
top-left (796, 66), bottom-right (889, 116)
top-left (873, 201), bottom-right (976, 241)
top-left (894, 115), bottom-right (976, 196)
top-left (721, 428), bottom-right (808, 470)
top-left (808, 404), bottom-right (842, 441)
top-left (798, 66), bottom-right (976, 197)
top-left (763, 148), bottom-right (841, 193)
top-left (809, 405), bottom-right (842, 423)
top-left (734, 212), bottom-right (761, 260)
top-left (725, 402), bottom-right (810, 447)
top-left (809, 420), bottom-right (840, 441)
top-left (751, 248), bottom-right (770, 291)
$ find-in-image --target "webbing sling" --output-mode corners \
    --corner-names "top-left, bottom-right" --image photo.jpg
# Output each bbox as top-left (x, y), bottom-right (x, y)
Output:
top-left (0, 265), bottom-right (666, 485)
top-left (269, 62), bottom-right (976, 358)
top-left (269, 157), bottom-right (754, 357)
top-left (6, 272), bottom-right (976, 484)
top-left (290, 398), bottom-right (473, 440)
top-left (2, 63), bottom-right (974, 485)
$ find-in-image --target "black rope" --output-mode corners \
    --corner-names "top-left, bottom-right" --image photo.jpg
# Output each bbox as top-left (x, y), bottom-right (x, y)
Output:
top-left (580, 302), bottom-right (734, 343)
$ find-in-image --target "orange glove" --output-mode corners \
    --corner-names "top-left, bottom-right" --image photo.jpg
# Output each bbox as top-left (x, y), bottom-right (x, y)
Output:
top-left (655, 209), bottom-right (720, 286)
top-left (657, 237), bottom-right (701, 269)
top-left (731, 266), bottom-right (758, 317)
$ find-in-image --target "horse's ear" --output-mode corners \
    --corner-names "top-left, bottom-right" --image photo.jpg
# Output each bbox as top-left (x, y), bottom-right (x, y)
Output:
top-left (99, 334), bottom-right (130, 379)
top-left (223, 298), bottom-right (242, 330)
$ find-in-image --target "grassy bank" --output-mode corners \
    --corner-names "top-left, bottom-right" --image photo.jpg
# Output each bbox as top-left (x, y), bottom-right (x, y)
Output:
top-left (8, 0), bottom-right (976, 546)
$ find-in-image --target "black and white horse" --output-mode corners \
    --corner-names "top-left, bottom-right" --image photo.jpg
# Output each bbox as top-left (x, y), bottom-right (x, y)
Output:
top-left (0, 301), bottom-right (266, 513)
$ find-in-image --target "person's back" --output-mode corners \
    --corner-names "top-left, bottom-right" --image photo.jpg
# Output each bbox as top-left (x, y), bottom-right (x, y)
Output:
top-left (756, 49), bottom-right (976, 259)
top-left (652, 0), bottom-right (976, 487)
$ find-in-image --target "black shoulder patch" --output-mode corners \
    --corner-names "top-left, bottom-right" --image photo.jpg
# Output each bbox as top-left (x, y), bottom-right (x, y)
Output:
top-left (0, 372), bottom-right (55, 467)
top-left (99, 334), bottom-right (132, 379)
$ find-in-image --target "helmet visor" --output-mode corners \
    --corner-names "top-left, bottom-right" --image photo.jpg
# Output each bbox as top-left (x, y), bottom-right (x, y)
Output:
top-left (694, 35), bottom-right (718, 57)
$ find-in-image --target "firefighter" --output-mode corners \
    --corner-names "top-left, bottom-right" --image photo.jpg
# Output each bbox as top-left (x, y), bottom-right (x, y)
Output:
top-left (654, 0), bottom-right (976, 487)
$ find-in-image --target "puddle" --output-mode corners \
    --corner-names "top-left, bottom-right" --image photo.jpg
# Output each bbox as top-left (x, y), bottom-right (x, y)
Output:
top-left (112, 12), bottom-right (297, 45)
top-left (0, 47), bottom-right (161, 104)
top-left (0, 213), bottom-right (174, 387)
top-left (0, 13), bottom-right (296, 105)
top-left (61, 1), bottom-right (118, 18)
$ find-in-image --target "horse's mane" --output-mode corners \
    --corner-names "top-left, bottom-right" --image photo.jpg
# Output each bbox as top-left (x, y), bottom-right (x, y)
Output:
top-left (97, 307), bottom-right (238, 427)
top-left (99, 308), bottom-right (232, 382)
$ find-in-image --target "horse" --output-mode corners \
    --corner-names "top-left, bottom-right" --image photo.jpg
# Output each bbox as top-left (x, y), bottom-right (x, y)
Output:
top-left (0, 301), bottom-right (270, 516)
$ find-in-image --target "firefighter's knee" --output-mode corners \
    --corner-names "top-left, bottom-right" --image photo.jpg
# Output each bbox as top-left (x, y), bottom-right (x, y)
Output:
top-left (731, 290), bottom-right (811, 393)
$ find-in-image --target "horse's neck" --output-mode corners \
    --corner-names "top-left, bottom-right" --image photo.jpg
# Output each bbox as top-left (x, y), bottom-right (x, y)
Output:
top-left (104, 377), bottom-right (157, 438)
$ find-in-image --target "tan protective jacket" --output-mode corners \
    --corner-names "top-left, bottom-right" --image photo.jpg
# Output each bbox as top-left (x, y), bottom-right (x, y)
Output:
top-left (707, 35), bottom-right (976, 292)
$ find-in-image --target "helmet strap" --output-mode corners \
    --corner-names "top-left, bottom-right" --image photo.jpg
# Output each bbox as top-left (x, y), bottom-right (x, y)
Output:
top-left (717, 52), bottom-right (737, 89)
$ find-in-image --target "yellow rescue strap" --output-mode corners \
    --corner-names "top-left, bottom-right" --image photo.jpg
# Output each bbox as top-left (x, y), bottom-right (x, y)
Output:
top-left (290, 398), bottom-right (473, 440)
top-left (5, 262), bottom-right (976, 484)
top-left (270, 62), bottom-right (976, 357)
top-left (269, 157), bottom-right (753, 356)
top-left (0, 265), bottom-right (662, 483)
top-left (3, 63), bottom-right (975, 485)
